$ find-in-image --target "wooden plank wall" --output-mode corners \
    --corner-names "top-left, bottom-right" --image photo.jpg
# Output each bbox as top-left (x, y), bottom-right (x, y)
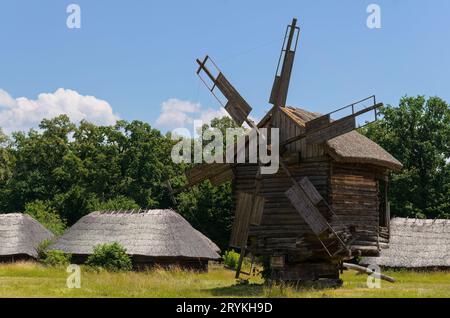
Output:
top-left (233, 157), bottom-right (331, 257)
top-left (329, 163), bottom-right (380, 256)
top-left (268, 108), bottom-right (325, 159)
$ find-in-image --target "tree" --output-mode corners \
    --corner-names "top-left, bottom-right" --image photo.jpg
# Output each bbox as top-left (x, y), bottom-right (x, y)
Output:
top-left (25, 200), bottom-right (67, 235)
top-left (0, 129), bottom-right (14, 211)
top-left (0, 129), bottom-right (13, 182)
top-left (361, 96), bottom-right (450, 218)
top-left (176, 117), bottom-right (237, 250)
top-left (0, 115), bottom-right (181, 225)
top-left (0, 114), bottom-right (238, 250)
top-left (177, 181), bottom-right (232, 250)
top-left (93, 196), bottom-right (140, 211)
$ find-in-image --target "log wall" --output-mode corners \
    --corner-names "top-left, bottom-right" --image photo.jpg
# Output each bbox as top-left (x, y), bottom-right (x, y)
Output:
top-left (233, 157), bottom-right (331, 258)
top-left (232, 159), bottom-right (385, 259)
top-left (0, 254), bottom-right (35, 263)
top-left (329, 163), bottom-right (381, 256)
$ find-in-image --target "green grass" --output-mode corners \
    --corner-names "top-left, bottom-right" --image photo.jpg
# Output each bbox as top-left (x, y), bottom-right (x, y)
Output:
top-left (0, 262), bottom-right (449, 298)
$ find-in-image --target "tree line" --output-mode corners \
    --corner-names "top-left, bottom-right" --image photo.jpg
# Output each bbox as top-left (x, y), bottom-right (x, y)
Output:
top-left (0, 96), bottom-right (448, 250)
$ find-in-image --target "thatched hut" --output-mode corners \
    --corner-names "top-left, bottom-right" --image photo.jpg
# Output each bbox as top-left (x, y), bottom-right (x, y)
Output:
top-left (361, 218), bottom-right (450, 269)
top-left (0, 213), bottom-right (54, 262)
top-left (49, 210), bottom-right (221, 270)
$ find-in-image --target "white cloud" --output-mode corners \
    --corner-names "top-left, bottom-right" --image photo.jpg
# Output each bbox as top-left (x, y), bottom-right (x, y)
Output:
top-left (0, 88), bottom-right (119, 134)
top-left (155, 98), bottom-right (229, 130)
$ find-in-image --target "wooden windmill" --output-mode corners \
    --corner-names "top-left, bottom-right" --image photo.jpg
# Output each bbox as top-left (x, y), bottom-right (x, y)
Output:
top-left (185, 18), bottom-right (402, 282)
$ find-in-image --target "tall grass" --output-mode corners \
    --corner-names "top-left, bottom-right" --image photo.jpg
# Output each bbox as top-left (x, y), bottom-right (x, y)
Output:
top-left (0, 262), bottom-right (448, 298)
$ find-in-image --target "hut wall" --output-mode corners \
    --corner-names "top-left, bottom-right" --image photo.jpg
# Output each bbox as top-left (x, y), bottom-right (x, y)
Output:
top-left (235, 157), bottom-right (331, 258)
top-left (0, 254), bottom-right (35, 263)
top-left (132, 256), bottom-right (209, 272)
top-left (329, 163), bottom-right (380, 256)
top-left (70, 254), bottom-right (209, 272)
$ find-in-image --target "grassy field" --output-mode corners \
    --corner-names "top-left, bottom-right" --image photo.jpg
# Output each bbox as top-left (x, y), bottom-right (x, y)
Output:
top-left (0, 262), bottom-right (449, 298)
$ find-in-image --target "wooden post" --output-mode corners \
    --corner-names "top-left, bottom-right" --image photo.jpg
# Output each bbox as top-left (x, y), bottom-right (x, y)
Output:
top-left (386, 177), bottom-right (390, 230)
top-left (343, 262), bottom-right (395, 283)
top-left (235, 246), bottom-right (246, 279)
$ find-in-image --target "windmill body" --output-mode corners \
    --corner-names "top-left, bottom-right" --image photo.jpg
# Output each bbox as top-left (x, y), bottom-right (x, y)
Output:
top-left (188, 19), bottom-right (403, 282)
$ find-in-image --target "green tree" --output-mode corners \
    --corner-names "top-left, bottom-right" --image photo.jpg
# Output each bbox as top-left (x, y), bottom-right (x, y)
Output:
top-left (0, 129), bottom-right (13, 182)
top-left (7, 115), bottom-right (75, 212)
top-left (0, 114), bottom-right (236, 249)
top-left (25, 200), bottom-right (67, 235)
top-left (0, 129), bottom-right (14, 211)
top-left (93, 196), bottom-right (140, 211)
top-left (176, 181), bottom-right (232, 250)
top-left (176, 116), bottom-right (238, 250)
top-left (362, 96), bottom-right (450, 218)
top-left (1, 116), bottom-right (181, 224)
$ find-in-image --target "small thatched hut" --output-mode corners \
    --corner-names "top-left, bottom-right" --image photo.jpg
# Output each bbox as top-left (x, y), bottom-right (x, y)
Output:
top-left (49, 210), bottom-right (221, 270)
top-left (0, 213), bottom-right (54, 262)
top-left (361, 218), bottom-right (450, 269)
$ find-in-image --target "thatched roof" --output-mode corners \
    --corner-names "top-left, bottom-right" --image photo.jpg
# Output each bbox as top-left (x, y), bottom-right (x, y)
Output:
top-left (194, 229), bottom-right (221, 254)
top-left (361, 218), bottom-right (450, 268)
top-left (0, 213), bottom-right (54, 258)
top-left (49, 210), bottom-right (220, 260)
top-left (280, 107), bottom-right (403, 171)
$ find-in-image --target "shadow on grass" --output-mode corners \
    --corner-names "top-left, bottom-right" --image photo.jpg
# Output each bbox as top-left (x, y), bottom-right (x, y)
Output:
top-left (208, 279), bottom-right (344, 297)
top-left (208, 283), bottom-right (265, 297)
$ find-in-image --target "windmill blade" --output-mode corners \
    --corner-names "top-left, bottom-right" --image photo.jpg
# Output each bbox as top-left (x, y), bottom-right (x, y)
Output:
top-left (232, 165), bottom-right (265, 278)
top-left (269, 18), bottom-right (300, 108)
top-left (285, 177), bottom-right (352, 257)
top-left (196, 56), bottom-right (252, 126)
top-left (281, 96), bottom-right (383, 148)
top-left (195, 56), bottom-right (264, 259)
top-left (229, 191), bottom-right (265, 248)
top-left (305, 116), bottom-right (356, 145)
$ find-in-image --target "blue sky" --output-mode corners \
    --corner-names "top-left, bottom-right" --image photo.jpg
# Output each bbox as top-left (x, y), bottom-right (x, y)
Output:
top-left (0, 0), bottom-right (449, 134)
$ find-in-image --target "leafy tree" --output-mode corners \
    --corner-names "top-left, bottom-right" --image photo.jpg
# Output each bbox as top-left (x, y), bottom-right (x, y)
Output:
top-left (0, 116), bottom-right (180, 225)
top-left (25, 200), bottom-right (67, 235)
top-left (0, 129), bottom-right (13, 211)
top-left (0, 129), bottom-right (13, 182)
top-left (177, 181), bottom-right (232, 250)
top-left (0, 115), bottom-right (240, 251)
top-left (93, 196), bottom-right (140, 211)
top-left (361, 96), bottom-right (450, 218)
top-left (176, 117), bottom-right (237, 250)
top-left (41, 250), bottom-right (72, 267)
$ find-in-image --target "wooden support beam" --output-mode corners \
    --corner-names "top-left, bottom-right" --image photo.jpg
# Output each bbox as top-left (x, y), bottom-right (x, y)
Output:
top-left (235, 246), bottom-right (246, 279)
top-left (285, 183), bottom-right (328, 235)
top-left (343, 262), bottom-right (396, 283)
top-left (306, 116), bottom-right (355, 144)
top-left (281, 102), bottom-right (384, 147)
